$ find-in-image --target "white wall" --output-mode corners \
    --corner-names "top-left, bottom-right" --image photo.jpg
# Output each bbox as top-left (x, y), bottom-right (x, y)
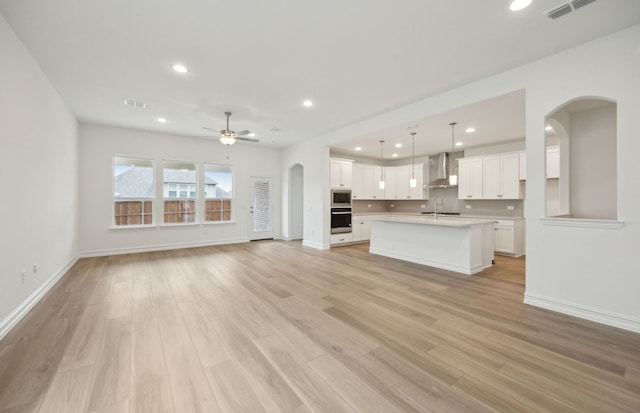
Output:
top-left (79, 124), bottom-right (282, 256)
top-left (288, 164), bottom-right (304, 240)
top-left (282, 24), bottom-right (640, 332)
top-left (0, 14), bottom-right (79, 337)
top-left (281, 142), bottom-right (330, 249)
top-left (570, 105), bottom-right (617, 219)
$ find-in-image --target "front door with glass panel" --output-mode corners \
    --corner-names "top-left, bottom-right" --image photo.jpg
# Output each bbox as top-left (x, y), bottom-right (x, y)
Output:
top-left (250, 177), bottom-right (273, 240)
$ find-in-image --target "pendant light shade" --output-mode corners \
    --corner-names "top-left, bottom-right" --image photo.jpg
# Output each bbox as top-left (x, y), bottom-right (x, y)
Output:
top-left (449, 122), bottom-right (458, 186)
top-left (379, 140), bottom-right (385, 189)
top-left (409, 132), bottom-right (417, 188)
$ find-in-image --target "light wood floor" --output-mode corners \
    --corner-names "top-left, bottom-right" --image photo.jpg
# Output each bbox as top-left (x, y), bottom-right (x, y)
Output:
top-left (1, 241), bottom-right (639, 412)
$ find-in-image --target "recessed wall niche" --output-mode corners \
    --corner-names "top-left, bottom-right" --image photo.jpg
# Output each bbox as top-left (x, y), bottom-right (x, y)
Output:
top-left (545, 98), bottom-right (617, 220)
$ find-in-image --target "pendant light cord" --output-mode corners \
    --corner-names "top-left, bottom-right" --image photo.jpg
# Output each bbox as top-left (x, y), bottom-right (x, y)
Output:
top-left (449, 122), bottom-right (457, 177)
top-left (379, 140), bottom-right (385, 181)
top-left (411, 132), bottom-right (416, 179)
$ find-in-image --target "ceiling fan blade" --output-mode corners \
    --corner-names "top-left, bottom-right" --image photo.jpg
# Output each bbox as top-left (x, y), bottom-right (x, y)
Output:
top-left (235, 130), bottom-right (253, 136)
top-left (202, 126), bottom-right (218, 133)
top-left (235, 137), bottom-right (260, 143)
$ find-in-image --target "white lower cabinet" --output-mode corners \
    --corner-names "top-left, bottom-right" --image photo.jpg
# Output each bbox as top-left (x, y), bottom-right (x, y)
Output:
top-left (493, 219), bottom-right (525, 257)
top-left (330, 233), bottom-right (353, 245)
top-left (352, 218), bottom-right (371, 242)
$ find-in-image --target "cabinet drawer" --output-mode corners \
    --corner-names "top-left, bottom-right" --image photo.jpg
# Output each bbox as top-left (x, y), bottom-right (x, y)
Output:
top-left (331, 233), bottom-right (353, 244)
top-left (494, 219), bottom-right (515, 227)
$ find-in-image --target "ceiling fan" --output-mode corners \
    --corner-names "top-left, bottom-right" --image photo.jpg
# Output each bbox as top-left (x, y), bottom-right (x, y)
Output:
top-left (203, 111), bottom-right (259, 145)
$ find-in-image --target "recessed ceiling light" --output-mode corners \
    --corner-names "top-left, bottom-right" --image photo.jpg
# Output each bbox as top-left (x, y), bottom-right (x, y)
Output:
top-left (510, 0), bottom-right (532, 11)
top-left (465, 127), bottom-right (476, 133)
top-left (248, 132), bottom-right (255, 137)
top-left (392, 153), bottom-right (399, 158)
top-left (172, 64), bottom-right (188, 73)
top-left (355, 146), bottom-right (362, 151)
top-left (545, 125), bottom-right (553, 131)
top-left (302, 99), bottom-right (313, 107)
top-left (157, 117), bottom-right (167, 123)
top-left (124, 99), bottom-right (146, 108)
top-left (456, 142), bottom-right (464, 147)
top-left (395, 143), bottom-right (402, 148)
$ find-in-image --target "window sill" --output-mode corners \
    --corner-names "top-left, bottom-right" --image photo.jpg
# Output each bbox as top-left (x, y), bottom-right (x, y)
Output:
top-left (540, 217), bottom-right (624, 229)
top-left (160, 222), bottom-right (199, 228)
top-left (202, 220), bottom-right (236, 225)
top-left (109, 225), bottom-right (157, 230)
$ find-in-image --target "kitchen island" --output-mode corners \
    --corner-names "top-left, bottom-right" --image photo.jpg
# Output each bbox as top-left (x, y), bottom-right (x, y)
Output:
top-left (369, 216), bottom-right (495, 275)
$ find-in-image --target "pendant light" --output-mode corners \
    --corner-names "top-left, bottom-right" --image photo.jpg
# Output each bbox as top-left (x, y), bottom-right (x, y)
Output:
top-left (449, 122), bottom-right (458, 186)
top-left (409, 132), bottom-right (417, 188)
top-left (379, 140), bottom-right (385, 190)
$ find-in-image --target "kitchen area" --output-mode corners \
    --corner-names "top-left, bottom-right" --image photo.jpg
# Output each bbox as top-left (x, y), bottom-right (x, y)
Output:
top-left (328, 91), bottom-right (532, 275)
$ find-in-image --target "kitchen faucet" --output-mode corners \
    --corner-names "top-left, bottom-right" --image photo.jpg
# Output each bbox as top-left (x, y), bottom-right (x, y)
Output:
top-left (433, 194), bottom-right (444, 221)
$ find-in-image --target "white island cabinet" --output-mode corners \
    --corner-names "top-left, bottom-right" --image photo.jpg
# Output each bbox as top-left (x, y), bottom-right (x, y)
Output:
top-left (369, 216), bottom-right (495, 275)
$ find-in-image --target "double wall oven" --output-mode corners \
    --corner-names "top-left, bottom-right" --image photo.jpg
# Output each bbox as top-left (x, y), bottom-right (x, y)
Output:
top-left (330, 190), bottom-right (352, 234)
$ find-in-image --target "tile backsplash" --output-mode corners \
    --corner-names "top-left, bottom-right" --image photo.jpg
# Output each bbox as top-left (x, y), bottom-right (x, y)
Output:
top-left (352, 186), bottom-right (524, 218)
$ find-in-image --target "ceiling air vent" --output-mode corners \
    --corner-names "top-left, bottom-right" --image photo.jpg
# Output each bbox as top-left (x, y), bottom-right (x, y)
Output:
top-left (546, 0), bottom-right (598, 19)
top-left (547, 3), bottom-right (573, 19)
top-left (571, 0), bottom-right (597, 10)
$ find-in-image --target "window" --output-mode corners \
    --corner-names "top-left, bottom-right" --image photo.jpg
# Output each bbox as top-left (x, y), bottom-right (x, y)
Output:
top-left (163, 161), bottom-right (197, 224)
top-left (204, 164), bottom-right (233, 222)
top-left (113, 157), bottom-right (154, 226)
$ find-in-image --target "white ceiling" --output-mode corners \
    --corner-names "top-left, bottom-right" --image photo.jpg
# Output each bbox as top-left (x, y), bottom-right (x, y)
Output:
top-left (330, 90), bottom-right (527, 161)
top-left (1, 0), bottom-right (638, 150)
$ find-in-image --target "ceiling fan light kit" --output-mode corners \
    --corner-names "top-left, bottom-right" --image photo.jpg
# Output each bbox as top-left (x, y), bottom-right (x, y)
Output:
top-left (220, 136), bottom-right (236, 146)
top-left (203, 111), bottom-right (259, 146)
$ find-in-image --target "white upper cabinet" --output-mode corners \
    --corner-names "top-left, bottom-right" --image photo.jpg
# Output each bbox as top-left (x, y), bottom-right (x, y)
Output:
top-left (351, 162), bottom-right (424, 200)
top-left (383, 167), bottom-right (398, 199)
top-left (483, 152), bottom-right (522, 199)
top-left (330, 158), bottom-right (353, 189)
top-left (394, 166), bottom-right (410, 199)
top-left (546, 146), bottom-right (560, 179)
top-left (409, 163), bottom-right (425, 199)
top-left (519, 151), bottom-right (526, 180)
top-left (458, 157), bottom-right (483, 199)
top-left (351, 163), bottom-right (365, 199)
top-left (384, 164), bottom-right (424, 200)
top-left (352, 163), bottom-right (384, 199)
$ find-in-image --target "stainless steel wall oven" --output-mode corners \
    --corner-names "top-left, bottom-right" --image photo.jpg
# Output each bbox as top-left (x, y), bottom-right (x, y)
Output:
top-left (330, 207), bottom-right (352, 234)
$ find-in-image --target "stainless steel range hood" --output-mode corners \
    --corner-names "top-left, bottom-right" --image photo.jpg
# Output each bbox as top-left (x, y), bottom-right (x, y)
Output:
top-left (426, 152), bottom-right (460, 188)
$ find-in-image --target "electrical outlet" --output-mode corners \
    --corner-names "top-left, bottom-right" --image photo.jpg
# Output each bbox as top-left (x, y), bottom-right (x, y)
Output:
top-left (466, 204), bottom-right (472, 209)
top-left (390, 204), bottom-right (395, 208)
top-left (507, 205), bottom-right (514, 210)
top-left (367, 204), bottom-right (372, 208)
top-left (420, 204), bottom-right (426, 209)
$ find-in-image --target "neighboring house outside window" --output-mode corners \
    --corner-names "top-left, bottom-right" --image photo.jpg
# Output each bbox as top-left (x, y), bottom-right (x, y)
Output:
top-left (113, 157), bottom-right (154, 226)
top-left (205, 164), bottom-right (233, 222)
top-left (112, 157), bottom-right (234, 226)
top-left (163, 162), bottom-right (197, 224)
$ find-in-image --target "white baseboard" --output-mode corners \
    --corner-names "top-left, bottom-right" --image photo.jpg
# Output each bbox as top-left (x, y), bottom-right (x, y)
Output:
top-left (0, 256), bottom-right (78, 341)
top-left (302, 239), bottom-right (329, 250)
top-left (369, 247), bottom-right (488, 275)
top-left (524, 292), bottom-right (640, 333)
top-left (79, 237), bottom-right (250, 258)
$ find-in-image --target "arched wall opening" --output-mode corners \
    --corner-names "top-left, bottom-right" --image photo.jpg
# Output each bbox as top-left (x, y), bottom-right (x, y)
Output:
top-left (545, 97), bottom-right (617, 220)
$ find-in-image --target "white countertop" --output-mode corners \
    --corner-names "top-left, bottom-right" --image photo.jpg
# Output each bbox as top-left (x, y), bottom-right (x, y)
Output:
top-left (353, 212), bottom-right (524, 221)
top-left (373, 215), bottom-right (496, 227)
